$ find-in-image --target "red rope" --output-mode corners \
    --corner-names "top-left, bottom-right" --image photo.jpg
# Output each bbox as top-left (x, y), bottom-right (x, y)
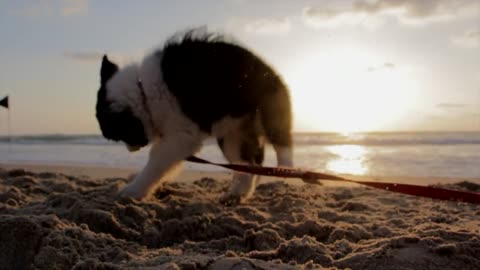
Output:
top-left (186, 156), bottom-right (480, 205)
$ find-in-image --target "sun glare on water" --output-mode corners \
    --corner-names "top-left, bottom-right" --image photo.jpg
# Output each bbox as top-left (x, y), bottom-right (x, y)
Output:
top-left (326, 144), bottom-right (369, 175)
top-left (286, 47), bottom-right (419, 133)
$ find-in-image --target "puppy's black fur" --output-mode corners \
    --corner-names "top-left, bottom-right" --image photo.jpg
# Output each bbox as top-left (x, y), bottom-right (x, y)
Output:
top-left (160, 32), bottom-right (292, 147)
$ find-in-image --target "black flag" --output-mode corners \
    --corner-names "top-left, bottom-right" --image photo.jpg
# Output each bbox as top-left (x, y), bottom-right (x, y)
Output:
top-left (0, 96), bottom-right (8, 109)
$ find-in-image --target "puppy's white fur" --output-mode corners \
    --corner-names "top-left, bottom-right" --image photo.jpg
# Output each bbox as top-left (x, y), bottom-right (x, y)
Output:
top-left (108, 52), bottom-right (293, 201)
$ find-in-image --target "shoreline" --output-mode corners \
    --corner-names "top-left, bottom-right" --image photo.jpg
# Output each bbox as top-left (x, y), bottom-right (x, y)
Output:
top-left (1, 161), bottom-right (478, 187)
top-left (0, 162), bottom-right (231, 184)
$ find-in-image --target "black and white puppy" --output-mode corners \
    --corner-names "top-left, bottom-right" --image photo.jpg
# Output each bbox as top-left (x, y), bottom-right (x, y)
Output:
top-left (96, 31), bottom-right (293, 203)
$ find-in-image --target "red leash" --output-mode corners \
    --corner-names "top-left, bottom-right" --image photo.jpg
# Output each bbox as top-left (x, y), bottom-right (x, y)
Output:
top-left (186, 156), bottom-right (480, 205)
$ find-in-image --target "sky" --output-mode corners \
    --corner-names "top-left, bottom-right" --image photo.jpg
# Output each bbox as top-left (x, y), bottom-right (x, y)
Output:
top-left (0, 0), bottom-right (479, 135)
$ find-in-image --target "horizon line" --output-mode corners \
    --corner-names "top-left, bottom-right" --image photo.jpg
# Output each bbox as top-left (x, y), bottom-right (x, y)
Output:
top-left (1, 129), bottom-right (479, 137)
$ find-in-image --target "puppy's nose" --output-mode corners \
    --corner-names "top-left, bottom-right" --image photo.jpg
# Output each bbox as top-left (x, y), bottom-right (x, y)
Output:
top-left (127, 144), bottom-right (141, 152)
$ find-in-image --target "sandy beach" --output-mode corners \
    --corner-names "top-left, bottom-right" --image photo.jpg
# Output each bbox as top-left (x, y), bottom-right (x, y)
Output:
top-left (0, 163), bottom-right (479, 270)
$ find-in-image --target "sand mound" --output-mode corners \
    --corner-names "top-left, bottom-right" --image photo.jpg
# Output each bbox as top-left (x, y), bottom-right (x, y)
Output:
top-left (0, 168), bottom-right (479, 269)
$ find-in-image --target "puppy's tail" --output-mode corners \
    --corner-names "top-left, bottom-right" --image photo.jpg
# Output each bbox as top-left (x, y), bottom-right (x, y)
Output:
top-left (259, 84), bottom-right (293, 167)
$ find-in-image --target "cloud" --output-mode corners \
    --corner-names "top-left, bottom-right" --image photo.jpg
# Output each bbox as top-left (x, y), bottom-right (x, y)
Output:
top-left (63, 49), bottom-right (147, 66)
top-left (61, 0), bottom-right (88, 16)
top-left (302, 5), bottom-right (380, 29)
top-left (9, 0), bottom-right (88, 18)
top-left (367, 62), bottom-right (395, 72)
top-left (63, 51), bottom-right (103, 62)
top-left (451, 29), bottom-right (480, 48)
top-left (302, 0), bottom-right (479, 29)
top-left (226, 17), bottom-right (292, 36)
top-left (436, 103), bottom-right (469, 109)
top-left (244, 18), bottom-right (292, 35)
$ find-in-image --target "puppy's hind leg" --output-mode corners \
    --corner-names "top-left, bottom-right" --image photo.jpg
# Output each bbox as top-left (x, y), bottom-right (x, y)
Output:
top-left (274, 144), bottom-right (293, 167)
top-left (119, 134), bottom-right (202, 200)
top-left (260, 85), bottom-right (294, 168)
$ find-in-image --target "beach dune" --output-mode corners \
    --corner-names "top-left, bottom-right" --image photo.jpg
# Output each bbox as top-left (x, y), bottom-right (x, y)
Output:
top-left (0, 165), bottom-right (479, 270)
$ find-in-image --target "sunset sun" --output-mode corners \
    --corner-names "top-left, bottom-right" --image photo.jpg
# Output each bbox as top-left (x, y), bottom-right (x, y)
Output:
top-left (286, 47), bottom-right (420, 133)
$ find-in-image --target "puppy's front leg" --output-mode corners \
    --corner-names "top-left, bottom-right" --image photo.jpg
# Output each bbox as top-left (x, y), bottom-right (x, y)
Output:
top-left (119, 134), bottom-right (202, 199)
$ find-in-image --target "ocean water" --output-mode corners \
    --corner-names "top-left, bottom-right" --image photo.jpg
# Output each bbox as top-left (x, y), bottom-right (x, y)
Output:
top-left (0, 132), bottom-right (479, 181)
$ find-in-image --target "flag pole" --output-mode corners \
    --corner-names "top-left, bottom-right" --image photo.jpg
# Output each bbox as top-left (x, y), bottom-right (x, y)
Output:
top-left (0, 95), bottom-right (10, 155)
top-left (7, 100), bottom-right (11, 154)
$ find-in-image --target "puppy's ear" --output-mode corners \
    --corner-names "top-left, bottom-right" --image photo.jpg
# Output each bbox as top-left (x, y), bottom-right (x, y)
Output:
top-left (101, 54), bottom-right (119, 84)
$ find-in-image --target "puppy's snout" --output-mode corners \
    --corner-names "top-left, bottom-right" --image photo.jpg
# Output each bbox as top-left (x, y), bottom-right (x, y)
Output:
top-left (127, 144), bottom-right (141, 152)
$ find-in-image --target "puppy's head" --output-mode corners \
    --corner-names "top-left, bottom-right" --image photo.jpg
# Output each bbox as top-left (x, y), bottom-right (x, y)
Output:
top-left (96, 55), bottom-right (149, 151)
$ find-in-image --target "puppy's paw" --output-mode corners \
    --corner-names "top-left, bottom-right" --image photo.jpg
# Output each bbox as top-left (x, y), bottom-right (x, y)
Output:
top-left (219, 193), bottom-right (247, 206)
top-left (127, 173), bottom-right (138, 183)
top-left (117, 184), bottom-right (147, 200)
